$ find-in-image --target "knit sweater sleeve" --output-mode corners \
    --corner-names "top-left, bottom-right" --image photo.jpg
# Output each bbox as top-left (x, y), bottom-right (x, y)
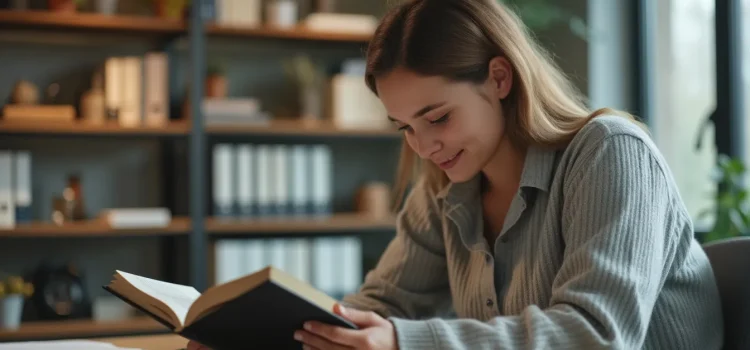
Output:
top-left (391, 134), bottom-right (678, 349)
top-left (340, 177), bottom-right (454, 320)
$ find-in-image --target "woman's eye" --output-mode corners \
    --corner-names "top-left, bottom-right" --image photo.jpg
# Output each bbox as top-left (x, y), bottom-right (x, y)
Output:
top-left (430, 114), bottom-right (450, 124)
top-left (398, 125), bottom-right (413, 133)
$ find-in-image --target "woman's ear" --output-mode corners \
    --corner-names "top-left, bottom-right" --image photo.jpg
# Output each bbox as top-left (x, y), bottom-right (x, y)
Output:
top-left (487, 56), bottom-right (513, 100)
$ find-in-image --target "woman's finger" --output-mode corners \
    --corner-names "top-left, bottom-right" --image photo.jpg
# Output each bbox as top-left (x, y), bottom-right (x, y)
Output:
top-left (295, 329), bottom-right (351, 350)
top-left (303, 321), bottom-right (362, 346)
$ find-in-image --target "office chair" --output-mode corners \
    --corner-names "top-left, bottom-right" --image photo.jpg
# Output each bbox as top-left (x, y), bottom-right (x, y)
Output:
top-left (703, 237), bottom-right (750, 350)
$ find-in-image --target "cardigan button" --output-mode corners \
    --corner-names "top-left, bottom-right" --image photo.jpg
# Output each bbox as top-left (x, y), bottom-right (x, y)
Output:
top-left (486, 299), bottom-right (494, 307)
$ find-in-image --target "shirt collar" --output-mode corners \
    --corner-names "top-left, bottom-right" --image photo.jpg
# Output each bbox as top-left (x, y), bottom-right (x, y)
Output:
top-left (436, 145), bottom-right (558, 203)
top-left (518, 145), bottom-right (558, 193)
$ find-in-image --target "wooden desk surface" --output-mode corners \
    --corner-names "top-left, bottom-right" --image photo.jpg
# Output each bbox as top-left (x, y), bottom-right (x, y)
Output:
top-left (96, 334), bottom-right (189, 350)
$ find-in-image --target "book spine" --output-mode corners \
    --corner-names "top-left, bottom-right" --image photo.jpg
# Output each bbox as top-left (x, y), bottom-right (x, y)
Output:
top-left (214, 239), bottom-right (245, 285)
top-left (311, 145), bottom-right (332, 216)
top-left (104, 57), bottom-right (122, 121)
top-left (243, 239), bottom-right (266, 276)
top-left (236, 144), bottom-right (255, 217)
top-left (120, 56), bottom-right (143, 127)
top-left (273, 145), bottom-right (289, 216)
top-left (0, 151), bottom-right (14, 228)
top-left (290, 145), bottom-right (309, 216)
top-left (143, 52), bottom-right (169, 127)
top-left (255, 145), bottom-right (272, 217)
top-left (212, 144), bottom-right (236, 217)
top-left (12, 151), bottom-right (31, 224)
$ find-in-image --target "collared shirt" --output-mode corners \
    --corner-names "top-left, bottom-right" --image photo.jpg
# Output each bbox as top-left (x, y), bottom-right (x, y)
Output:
top-left (342, 116), bottom-right (724, 349)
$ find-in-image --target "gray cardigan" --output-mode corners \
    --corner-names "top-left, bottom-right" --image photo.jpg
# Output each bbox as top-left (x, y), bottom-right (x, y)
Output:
top-left (342, 116), bottom-right (724, 349)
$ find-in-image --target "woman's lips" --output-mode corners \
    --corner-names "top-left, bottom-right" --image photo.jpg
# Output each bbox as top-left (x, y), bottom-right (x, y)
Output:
top-left (438, 150), bottom-right (464, 170)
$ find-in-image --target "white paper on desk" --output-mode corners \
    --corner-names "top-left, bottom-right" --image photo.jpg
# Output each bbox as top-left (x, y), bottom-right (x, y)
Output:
top-left (0, 339), bottom-right (140, 350)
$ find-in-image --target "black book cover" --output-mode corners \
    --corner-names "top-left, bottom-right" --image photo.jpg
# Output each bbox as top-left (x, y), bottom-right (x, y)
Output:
top-left (105, 280), bottom-right (357, 350)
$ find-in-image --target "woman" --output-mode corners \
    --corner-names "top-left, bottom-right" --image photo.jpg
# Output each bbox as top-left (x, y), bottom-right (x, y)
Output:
top-left (190, 0), bottom-right (724, 349)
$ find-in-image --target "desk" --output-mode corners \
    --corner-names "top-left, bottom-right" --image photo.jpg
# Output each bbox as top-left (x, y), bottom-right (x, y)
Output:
top-left (96, 334), bottom-right (188, 350)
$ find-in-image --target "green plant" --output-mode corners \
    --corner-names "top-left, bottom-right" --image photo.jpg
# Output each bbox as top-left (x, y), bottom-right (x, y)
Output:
top-left (207, 60), bottom-right (226, 77)
top-left (282, 55), bottom-right (324, 89)
top-left (499, 0), bottom-right (588, 41)
top-left (699, 154), bottom-right (750, 242)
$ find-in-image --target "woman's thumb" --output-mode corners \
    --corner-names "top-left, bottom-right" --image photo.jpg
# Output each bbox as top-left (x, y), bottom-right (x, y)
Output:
top-left (335, 304), bottom-right (381, 327)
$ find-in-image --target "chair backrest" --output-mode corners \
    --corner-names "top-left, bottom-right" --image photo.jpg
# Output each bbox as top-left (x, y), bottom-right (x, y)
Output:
top-left (703, 237), bottom-right (750, 350)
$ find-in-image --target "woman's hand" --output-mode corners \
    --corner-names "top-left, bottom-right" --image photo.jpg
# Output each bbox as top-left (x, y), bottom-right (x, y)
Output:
top-left (295, 304), bottom-right (398, 350)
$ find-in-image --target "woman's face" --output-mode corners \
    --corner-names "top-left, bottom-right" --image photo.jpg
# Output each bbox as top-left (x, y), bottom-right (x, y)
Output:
top-left (375, 58), bottom-right (514, 183)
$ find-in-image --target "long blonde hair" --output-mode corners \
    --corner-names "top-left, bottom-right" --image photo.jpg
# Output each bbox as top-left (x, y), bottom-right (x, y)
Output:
top-left (364, 0), bottom-right (638, 206)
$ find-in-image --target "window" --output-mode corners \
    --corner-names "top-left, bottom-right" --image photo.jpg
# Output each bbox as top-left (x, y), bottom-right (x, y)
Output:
top-left (652, 0), bottom-right (717, 229)
top-left (744, 0), bottom-right (750, 169)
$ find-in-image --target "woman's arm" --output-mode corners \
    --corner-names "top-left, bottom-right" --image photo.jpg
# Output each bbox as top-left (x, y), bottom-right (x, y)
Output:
top-left (341, 177), bottom-right (453, 320)
top-left (390, 134), bottom-right (681, 349)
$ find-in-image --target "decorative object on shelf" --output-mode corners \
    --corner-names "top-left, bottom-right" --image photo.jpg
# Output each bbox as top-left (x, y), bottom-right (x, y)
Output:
top-left (205, 60), bottom-right (227, 98)
top-left (51, 174), bottom-right (85, 225)
top-left (48, 0), bottom-right (83, 13)
top-left (95, 0), bottom-right (118, 15)
top-left (283, 55), bottom-right (325, 123)
top-left (266, 0), bottom-right (297, 28)
top-left (29, 262), bottom-right (92, 321)
top-left (355, 182), bottom-right (392, 219)
top-left (99, 207), bottom-right (171, 229)
top-left (3, 80), bottom-right (75, 122)
top-left (0, 274), bottom-right (34, 330)
top-left (330, 59), bottom-right (389, 130)
top-left (153, 0), bottom-right (187, 20)
top-left (92, 296), bottom-right (133, 322)
top-left (303, 13), bottom-right (378, 35)
top-left (80, 71), bottom-right (106, 124)
top-left (314, 0), bottom-right (335, 12)
top-left (698, 155), bottom-right (750, 243)
top-left (212, 0), bottom-right (261, 27)
top-left (10, 80), bottom-right (39, 105)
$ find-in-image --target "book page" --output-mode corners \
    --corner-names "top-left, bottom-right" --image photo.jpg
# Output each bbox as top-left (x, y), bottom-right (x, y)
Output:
top-left (116, 270), bottom-right (201, 325)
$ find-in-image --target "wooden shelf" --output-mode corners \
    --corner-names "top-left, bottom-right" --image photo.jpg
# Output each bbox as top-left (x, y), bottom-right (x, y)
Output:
top-left (207, 24), bottom-right (371, 43)
top-left (0, 217), bottom-right (191, 238)
top-left (0, 317), bottom-right (167, 342)
top-left (0, 120), bottom-right (189, 136)
top-left (206, 119), bottom-right (400, 138)
top-left (0, 10), bottom-right (184, 34)
top-left (207, 213), bottom-right (397, 235)
top-left (0, 10), bottom-right (371, 43)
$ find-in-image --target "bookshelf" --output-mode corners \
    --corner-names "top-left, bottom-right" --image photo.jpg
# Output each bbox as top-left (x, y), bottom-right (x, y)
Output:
top-left (0, 1), bottom-right (395, 342)
top-left (0, 217), bottom-right (191, 238)
top-left (0, 120), bottom-right (399, 138)
top-left (0, 10), bottom-right (184, 34)
top-left (0, 317), bottom-right (166, 342)
top-left (0, 10), bottom-right (372, 43)
top-left (206, 213), bottom-right (396, 235)
top-left (206, 119), bottom-right (399, 138)
top-left (207, 24), bottom-right (372, 43)
top-left (0, 121), bottom-right (190, 137)
top-left (0, 214), bottom-right (395, 238)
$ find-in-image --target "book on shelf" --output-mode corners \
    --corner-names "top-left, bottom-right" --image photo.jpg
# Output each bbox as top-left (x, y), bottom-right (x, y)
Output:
top-left (103, 266), bottom-right (356, 349)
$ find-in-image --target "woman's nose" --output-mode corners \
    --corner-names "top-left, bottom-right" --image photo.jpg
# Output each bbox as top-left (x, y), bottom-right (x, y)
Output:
top-left (412, 132), bottom-right (442, 159)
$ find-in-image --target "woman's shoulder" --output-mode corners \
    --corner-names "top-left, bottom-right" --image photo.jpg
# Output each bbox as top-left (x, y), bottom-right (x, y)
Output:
top-left (561, 114), bottom-right (669, 175)
top-left (555, 114), bottom-right (684, 204)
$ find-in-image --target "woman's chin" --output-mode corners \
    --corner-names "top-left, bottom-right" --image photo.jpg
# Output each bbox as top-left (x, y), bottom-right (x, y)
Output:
top-left (444, 168), bottom-right (477, 184)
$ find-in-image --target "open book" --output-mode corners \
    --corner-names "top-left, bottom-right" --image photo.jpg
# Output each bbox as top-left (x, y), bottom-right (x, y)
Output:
top-left (104, 267), bottom-right (356, 349)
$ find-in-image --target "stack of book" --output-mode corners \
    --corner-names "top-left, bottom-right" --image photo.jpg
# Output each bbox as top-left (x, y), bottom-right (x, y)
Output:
top-left (101, 53), bottom-right (170, 127)
top-left (214, 236), bottom-right (362, 300)
top-left (212, 143), bottom-right (332, 218)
